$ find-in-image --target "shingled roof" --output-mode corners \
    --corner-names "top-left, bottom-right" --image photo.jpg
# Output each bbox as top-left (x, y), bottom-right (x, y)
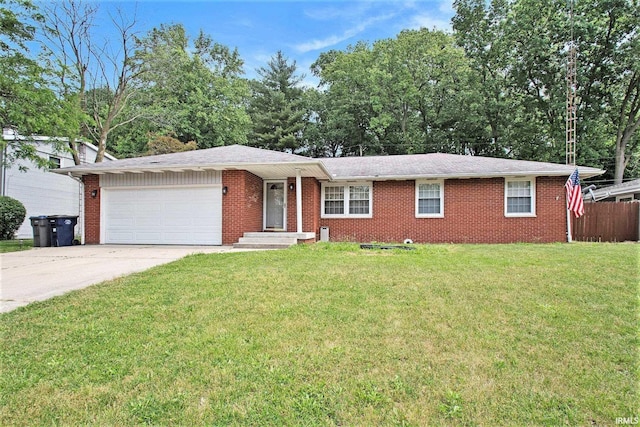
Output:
top-left (56, 144), bottom-right (331, 179)
top-left (320, 153), bottom-right (604, 180)
top-left (55, 144), bottom-right (604, 180)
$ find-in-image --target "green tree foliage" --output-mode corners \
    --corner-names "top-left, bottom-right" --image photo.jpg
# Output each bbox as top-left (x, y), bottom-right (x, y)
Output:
top-left (0, 196), bottom-right (26, 240)
top-left (311, 43), bottom-right (378, 156)
top-left (146, 134), bottom-right (196, 155)
top-left (310, 30), bottom-right (477, 156)
top-left (125, 24), bottom-right (251, 153)
top-left (248, 51), bottom-right (306, 152)
top-left (0, 0), bottom-right (70, 168)
top-left (453, 0), bottom-right (640, 182)
top-left (299, 88), bottom-right (348, 157)
top-left (40, 0), bottom-right (144, 163)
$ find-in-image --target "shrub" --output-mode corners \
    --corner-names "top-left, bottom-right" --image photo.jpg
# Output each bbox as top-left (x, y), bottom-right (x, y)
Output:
top-left (0, 196), bottom-right (27, 240)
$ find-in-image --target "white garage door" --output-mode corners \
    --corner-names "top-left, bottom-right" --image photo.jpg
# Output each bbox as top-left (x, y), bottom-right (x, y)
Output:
top-left (102, 186), bottom-right (222, 245)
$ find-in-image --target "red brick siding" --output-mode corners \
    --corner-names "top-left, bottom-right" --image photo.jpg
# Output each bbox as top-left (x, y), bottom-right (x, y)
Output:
top-left (286, 178), bottom-right (296, 232)
top-left (284, 177), bottom-right (320, 236)
top-left (319, 177), bottom-right (567, 243)
top-left (222, 170), bottom-right (263, 245)
top-left (83, 171), bottom-right (566, 246)
top-left (83, 175), bottom-right (101, 244)
top-left (303, 177), bottom-right (321, 238)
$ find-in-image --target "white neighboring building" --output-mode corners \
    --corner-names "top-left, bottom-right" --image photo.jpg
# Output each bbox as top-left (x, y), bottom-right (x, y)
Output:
top-left (1, 128), bottom-right (116, 239)
top-left (584, 178), bottom-right (640, 202)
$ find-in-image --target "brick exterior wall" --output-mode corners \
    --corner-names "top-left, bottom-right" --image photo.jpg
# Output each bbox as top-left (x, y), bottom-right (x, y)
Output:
top-left (319, 177), bottom-right (568, 244)
top-left (222, 170), bottom-right (263, 245)
top-left (82, 175), bottom-right (101, 244)
top-left (284, 177), bottom-right (321, 236)
top-left (302, 177), bottom-right (321, 238)
top-left (82, 171), bottom-right (567, 246)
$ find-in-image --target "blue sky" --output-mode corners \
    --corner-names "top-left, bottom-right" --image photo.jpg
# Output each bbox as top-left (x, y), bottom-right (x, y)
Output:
top-left (88, 1), bottom-right (455, 85)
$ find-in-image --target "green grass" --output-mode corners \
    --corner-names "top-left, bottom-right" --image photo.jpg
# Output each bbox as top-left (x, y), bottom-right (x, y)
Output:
top-left (1, 243), bottom-right (638, 426)
top-left (0, 239), bottom-right (33, 253)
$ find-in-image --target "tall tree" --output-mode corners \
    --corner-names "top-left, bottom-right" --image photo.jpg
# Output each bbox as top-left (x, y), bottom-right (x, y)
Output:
top-left (311, 30), bottom-right (476, 156)
top-left (129, 24), bottom-right (250, 152)
top-left (42, 0), bottom-right (144, 163)
top-left (453, 0), bottom-right (640, 182)
top-left (575, 0), bottom-right (639, 183)
top-left (300, 88), bottom-right (351, 157)
top-left (249, 51), bottom-right (306, 152)
top-left (0, 0), bottom-right (68, 168)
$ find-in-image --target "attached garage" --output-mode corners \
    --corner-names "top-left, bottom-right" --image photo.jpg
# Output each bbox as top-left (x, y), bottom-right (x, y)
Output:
top-left (100, 171), bottom-right (222, 245)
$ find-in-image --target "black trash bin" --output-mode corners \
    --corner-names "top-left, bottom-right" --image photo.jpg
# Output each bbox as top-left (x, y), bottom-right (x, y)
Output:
top-left (29, 216), bottom-right (51, 247)
top-left (48, 215), bottom-right (78, 247)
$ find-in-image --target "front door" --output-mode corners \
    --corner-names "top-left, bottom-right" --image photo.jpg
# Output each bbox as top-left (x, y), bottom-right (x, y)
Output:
top-left (264, 181), bottom-right (286, 230)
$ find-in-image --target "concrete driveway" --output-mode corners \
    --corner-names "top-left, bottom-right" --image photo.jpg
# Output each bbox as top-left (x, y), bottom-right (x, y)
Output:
top-left (0, 245), bottom-right (255, 313)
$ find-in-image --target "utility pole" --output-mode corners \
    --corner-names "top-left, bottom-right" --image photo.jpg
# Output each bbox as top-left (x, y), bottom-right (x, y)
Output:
top-left (566, 0), bottom-right (577, 166)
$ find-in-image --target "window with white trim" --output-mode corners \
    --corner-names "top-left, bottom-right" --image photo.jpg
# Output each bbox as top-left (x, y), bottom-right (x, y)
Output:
top-left (505, 178), bottom-right (536, 216)
top-left (416, 180), bottom-right (444, 217)
top-left (321, 183), bottom-right (372, 218)
top-left (324, 186), bottom-right (344, 215)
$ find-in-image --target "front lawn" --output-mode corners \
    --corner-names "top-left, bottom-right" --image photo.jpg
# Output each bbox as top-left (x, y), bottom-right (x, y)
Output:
top-left (0, 243), bottom-right (637, 426)
top-left (0, 239), bottom-right (32, 253)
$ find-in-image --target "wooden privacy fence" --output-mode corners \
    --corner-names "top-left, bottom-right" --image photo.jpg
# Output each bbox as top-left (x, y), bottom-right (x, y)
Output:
top-left (572, 202), bottom-right (639, 242)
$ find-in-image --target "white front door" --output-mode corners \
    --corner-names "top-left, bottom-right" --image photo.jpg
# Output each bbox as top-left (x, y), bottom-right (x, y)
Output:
top-left (264, 181), bottom-right (286, 230)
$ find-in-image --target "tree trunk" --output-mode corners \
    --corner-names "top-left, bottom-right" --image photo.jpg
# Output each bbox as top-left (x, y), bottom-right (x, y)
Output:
top-left (95, 128), bottom-right (109, 163)
top-left (68, 141), bottom-right (81, 165)
top-left (613, 72), bottom-right (640, 184)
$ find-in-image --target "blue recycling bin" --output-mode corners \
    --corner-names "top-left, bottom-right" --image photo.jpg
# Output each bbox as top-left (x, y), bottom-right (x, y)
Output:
top-left (48, 215), bottom-right (78, 247)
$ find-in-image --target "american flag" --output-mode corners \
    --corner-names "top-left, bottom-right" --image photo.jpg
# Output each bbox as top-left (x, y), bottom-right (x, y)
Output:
top-left (565, 168), bottom-right (585, 218)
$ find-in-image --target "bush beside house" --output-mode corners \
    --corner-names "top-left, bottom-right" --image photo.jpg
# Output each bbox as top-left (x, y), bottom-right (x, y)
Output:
top-left (0, 196), bottom-right (27, 240)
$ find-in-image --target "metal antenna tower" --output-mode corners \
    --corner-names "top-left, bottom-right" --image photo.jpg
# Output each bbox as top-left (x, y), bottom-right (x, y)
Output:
top-left (566, 0), bottom-right (577, 165)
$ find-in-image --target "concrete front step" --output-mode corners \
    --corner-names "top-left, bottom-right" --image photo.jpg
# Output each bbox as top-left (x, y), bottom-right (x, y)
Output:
top-left (236, 237), bottom-right (298, 245)
top-left (242, 232), bottom-right (316, 240)
top-left (233, 232), bottom-right (310, 249)
top-left (233, 242), bottom-right (295, 249)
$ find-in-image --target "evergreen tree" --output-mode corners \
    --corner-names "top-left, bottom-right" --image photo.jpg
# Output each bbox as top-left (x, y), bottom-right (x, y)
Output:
top-left (249, 51), bottom-right (305, 152)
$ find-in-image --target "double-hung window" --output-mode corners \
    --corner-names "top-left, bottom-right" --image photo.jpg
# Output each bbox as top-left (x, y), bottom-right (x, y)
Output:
top-left (416, 180), bottom-right (444, 217)
top-left (324, 186), bottom-right (345, 215)
top-left (322, 183), bottom-right (372, 218)
top-left (505, 178), bottom-right (536, 217)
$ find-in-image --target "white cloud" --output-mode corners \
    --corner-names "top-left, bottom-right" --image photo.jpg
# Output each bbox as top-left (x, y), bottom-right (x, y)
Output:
top-left (293, 12), bottom-right (396, 53)
top-left (294, 33), bottom-right (356, 54)
top-left (409, 13), bottom-right (452, 32)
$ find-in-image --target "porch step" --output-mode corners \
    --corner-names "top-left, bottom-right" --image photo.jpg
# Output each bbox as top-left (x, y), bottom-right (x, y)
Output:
top-left (233, 232), bottom-right (300, 249)
top-left (233, 242), bottom-right (295, 249)
top-left (242, 232), bottom-right (316, 240)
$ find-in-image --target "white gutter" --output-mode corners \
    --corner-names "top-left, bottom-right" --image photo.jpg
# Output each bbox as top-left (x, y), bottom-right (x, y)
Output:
top-left (52, 160), bottom-right (333, 179)
top-left (325, 169), bottom-right (605, 182)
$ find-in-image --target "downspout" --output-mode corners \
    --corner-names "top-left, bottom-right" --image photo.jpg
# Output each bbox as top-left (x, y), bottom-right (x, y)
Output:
top-left (68, 173), bottom-right (85, 244)
top-left (0, 144), bottom-right (6, 196)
